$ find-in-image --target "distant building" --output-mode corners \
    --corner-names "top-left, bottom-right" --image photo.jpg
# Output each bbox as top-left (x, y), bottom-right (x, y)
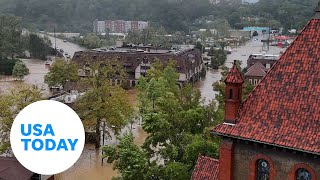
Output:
top-left (229, 30), bottom-right (251, 38)
top-left (93, 20), bottom-right (149, 34)
top-left (192, 4), bottom-right (320, 180)
top-left (93, 21), bottom-right (106, 34)
top-left (245, 62), bottom-right (267, 85)
top-left (72, 48), bottom-right (203, 87)
top-left (247, 53), bottom-right (279, 69)
top-left (242, 0), bottom-right (259, 4)
top-left (209, 0), bottom-right (242, 5)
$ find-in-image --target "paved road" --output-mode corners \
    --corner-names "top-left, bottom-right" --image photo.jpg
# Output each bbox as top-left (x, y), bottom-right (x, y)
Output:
top-left (40, 34), bottom-right (86, 58)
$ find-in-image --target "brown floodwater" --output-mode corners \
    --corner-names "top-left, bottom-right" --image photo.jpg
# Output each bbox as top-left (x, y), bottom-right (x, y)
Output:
top-left (0, 35), bottom-right (285, 180)
top-left (55, 124), bottom-right (148, 180)
top-left (0, 59), bottom-right (51, 96)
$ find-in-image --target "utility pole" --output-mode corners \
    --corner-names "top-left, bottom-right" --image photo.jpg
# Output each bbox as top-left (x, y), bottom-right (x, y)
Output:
top-left (54, 27), bottom-right (57, 56)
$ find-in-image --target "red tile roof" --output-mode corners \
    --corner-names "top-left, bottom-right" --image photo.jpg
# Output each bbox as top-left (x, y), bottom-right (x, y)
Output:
top-left (245, 62), bottom-right (267, 77)
top-left (192, 156), bottom-right (219, 180)
top-left (213, 13), bottom-right (320, 155)
top-left (224, 62), bottom-right (244, 84)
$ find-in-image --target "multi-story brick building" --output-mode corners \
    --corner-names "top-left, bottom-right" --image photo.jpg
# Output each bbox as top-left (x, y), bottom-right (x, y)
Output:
top-left (72, 48), bottom-right (203, 87)
top-left (192, 4), bottom-right (320, 180)
top-left (93, 20), bottom-right (149, 34)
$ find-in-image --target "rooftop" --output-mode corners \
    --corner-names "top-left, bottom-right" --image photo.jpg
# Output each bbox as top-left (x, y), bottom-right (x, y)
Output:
top-left (213, 5), bottom-right (320, 155)
top-left (192, 156), bottom-right (219, 180)
top-left (245, 62), bottom-right (267, 77)
top-left (0, 157), bottom-right (34, 180)
top-left (224, 61), bottom-right (244, 84)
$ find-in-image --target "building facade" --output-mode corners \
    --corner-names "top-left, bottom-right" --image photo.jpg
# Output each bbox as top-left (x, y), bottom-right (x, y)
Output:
top-left (93, 19), bottom-right (149, 34)
top-left (245, 62), bottom-right (267, 85)
top-left (72, 48), bottom-right (203, 87)
top-left (192, 4), bottom-right (320, 180)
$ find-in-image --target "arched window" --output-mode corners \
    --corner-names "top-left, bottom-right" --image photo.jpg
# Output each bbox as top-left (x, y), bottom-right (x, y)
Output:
top-left (256, 159), bottom-right (270, 180)
top-left (229, 89), bottom-right (233, 99)
top-left (296, 168), bottom-right (311, 180)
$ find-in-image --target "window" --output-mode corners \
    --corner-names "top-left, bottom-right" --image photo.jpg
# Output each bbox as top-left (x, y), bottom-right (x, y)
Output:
top-left (229, 89), bottom-right (233, 99)
top-left (296, 168), bottom-right (311, 180)
top-left (249, 79), bottom-right (253, 84)
top-left (256, 159), bottom-right (270, 180)
top-left (254, 79), bottom-right (258, 85)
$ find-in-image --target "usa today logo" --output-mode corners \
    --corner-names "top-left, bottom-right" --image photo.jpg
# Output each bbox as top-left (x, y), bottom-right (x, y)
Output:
top-left (10, 100), bottom-right (85, 175)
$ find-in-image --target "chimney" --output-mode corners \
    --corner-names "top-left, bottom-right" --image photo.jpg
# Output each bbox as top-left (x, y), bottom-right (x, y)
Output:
top-left (223, 60), bottom-right (244, 124)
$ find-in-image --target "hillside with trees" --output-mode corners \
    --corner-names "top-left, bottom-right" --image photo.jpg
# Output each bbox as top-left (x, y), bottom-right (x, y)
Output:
top-left (0, 0), bottom-right (318, 33)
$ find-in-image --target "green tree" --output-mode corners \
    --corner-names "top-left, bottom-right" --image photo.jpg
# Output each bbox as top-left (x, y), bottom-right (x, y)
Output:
top-left (28, 34), bottom-right (53, 59)
top-left (44, 58), bottom-right (79, 87)
top-left (0, 85), bottom-right (42, 154)
top-left (0, 14), bottom-right (24, 60)
top-left (209, 48), bottom-right (227, 69)
top-left (104, 60), bottom-right (220, 179)
top-left (12, 60), bottom-right (29, 80)
top-left (83, 33), bottom-right (101, 49)
top-left (75, 60), bottom-right (134, 148)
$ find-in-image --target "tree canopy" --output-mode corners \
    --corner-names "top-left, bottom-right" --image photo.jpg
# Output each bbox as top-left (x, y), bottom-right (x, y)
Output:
top-left (75, 60), bottom-right (134, 148)
top-left (12, 60), bottom-right (29, 80)
top-left (44, 58), bottom-right (79, 87)
top-left (0, 85), bottom-right (42, 154)
top-left (103, 60), bottom-right (220, 179)
top-left (0, 0), bottom-right (317, 33)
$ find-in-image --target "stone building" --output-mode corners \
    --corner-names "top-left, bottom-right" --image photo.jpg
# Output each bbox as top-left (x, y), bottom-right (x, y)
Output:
top-left (192, 3), bottom-right (320, 180)
top-left (72, 48), bottom-right (203, 87)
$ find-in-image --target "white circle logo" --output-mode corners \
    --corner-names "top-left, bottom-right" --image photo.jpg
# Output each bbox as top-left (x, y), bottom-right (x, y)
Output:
top-left (10, 100), bottom-right (85, 175)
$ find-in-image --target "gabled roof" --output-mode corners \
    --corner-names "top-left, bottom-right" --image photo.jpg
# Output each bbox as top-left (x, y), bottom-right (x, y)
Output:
top-left (192, 156), bottom-right (219, 180)
top-left (224, 62), bottom-right (244, 84)
top-left (245, 62), bottom-right (267, 77)
top-left (213, 7), bottom-right (320, 155)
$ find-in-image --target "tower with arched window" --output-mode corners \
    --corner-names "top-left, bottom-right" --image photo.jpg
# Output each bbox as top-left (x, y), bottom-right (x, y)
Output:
top-left (192, 2), bottom-right (320, 180)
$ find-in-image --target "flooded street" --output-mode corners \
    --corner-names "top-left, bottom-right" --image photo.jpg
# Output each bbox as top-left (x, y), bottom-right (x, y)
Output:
top-left (55, 123), bottom-right (148, 180)
top-left (41, 34), bottom-right (86, 58)
top-left (195, 33), bottom-right (286, 104)
top-left (0, 59), bottom-right (50, 96)
top-left (0, 35), bottom-right (285, 179)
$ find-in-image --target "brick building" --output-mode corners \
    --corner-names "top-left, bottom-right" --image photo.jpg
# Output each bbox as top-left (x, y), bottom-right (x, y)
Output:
top-left (93, 20), bottom-right (149, 34)
top-left (72, 48), bottom-right (203, 87)
top-left (193, 4), bottom-right (320, 180)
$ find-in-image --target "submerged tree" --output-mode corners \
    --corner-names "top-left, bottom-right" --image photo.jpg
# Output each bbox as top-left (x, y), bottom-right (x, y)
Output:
top-left (103, 60), bottom-right (220, 179)
top-left (75, 60), bottom-right (134, 148)
top-left (12, 60), bottom-right (29, 80)
top-left (0, 85), bottom-right (42, 154)
top-left (44, 58), bottom-right (79, 87)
